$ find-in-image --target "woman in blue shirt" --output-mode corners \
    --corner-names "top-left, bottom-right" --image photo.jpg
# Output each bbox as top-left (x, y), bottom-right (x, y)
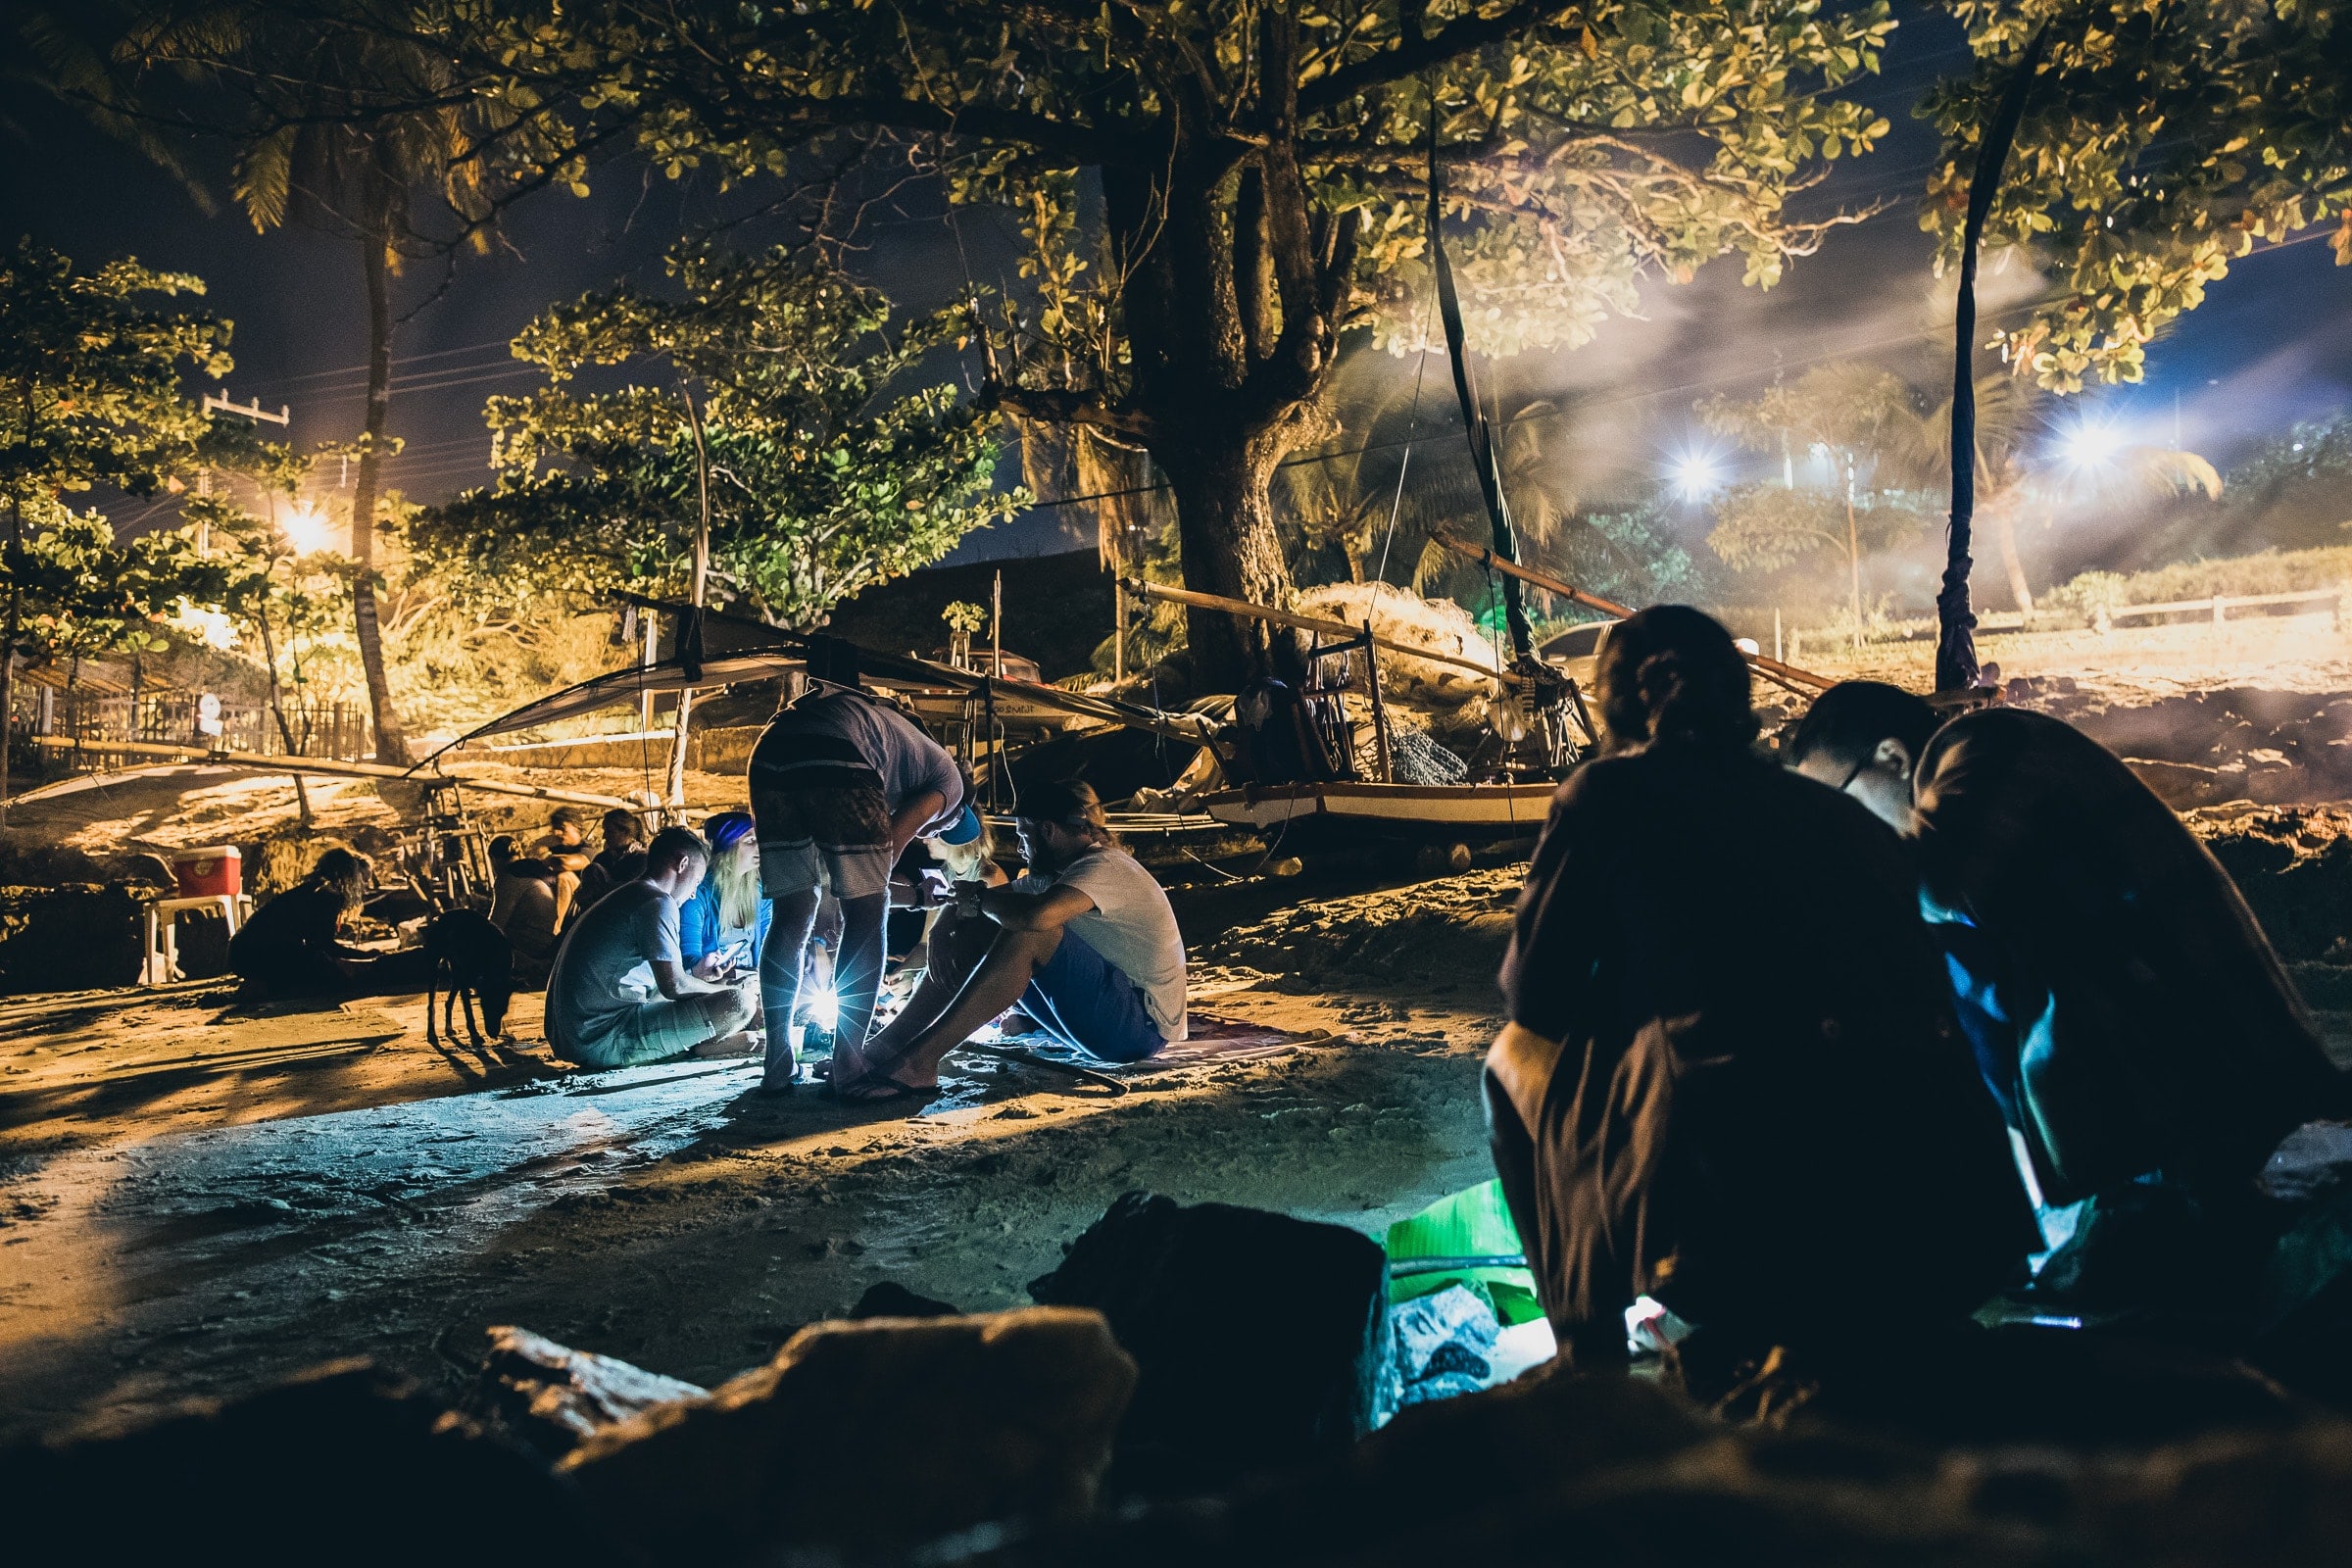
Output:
top-left (679, 811), bottom-right (772, 978)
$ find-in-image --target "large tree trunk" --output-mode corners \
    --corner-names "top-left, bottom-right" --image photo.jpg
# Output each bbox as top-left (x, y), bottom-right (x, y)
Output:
top-left (351, 234), bottom-right (409, 763)
top-left (1102, 99), bottom-right (1349, 694)
top-left (1159, 434), bottom-right (1301, 685)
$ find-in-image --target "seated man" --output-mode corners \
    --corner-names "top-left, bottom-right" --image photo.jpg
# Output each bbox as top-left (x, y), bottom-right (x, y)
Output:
top-left (531, 807), bottom-right (595, 930)
top-left (1490, 610), bottom-right (2034, 1372)
top-left (839, 779), bottom-right (1187, 1102)
top-left (545, 826), bottom-right (754, 1068)
top-left (1788, 684), bottom-right (2347, 1234)
top-left (487, 834), bottom-right (563, 985)
top-left (229, 848), bottom-right (429, 1000)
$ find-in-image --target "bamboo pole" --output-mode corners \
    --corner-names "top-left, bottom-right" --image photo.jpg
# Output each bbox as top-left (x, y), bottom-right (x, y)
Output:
top-left (1121, 579), bottom-right (1501, 683)
top-left (1422, 533), bottom-right (1838, 696)
top-left (21, 736), bottom-right (638, 809)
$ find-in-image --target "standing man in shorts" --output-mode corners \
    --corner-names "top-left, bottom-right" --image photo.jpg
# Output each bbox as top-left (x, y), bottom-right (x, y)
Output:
top-left (750, 652), bottom-right (978, 1094)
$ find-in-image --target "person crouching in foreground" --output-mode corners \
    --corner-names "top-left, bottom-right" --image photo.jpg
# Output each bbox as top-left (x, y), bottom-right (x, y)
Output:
top-left (545, 826), bottom-right (755, 1068)
top-left (1788, 683), bottom-right (2348, 1306)
top-left (1486, 607), bottom-right (2035, 1379)
top-left (837, 779), bottom-right (1188, 1103)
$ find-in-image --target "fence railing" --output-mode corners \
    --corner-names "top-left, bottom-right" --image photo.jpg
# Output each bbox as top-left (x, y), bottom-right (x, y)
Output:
top-left (1787, 586), bottom-right (2348, 655)
top-left (6, 688), bottom-right (373, 768)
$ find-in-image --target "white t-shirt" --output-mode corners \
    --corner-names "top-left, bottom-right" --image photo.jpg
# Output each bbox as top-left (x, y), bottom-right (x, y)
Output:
top-left (1038, 848), bottom-right (1189, 1041)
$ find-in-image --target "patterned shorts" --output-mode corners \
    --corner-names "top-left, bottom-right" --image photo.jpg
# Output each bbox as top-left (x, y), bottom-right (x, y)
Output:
top-left (752, 765), bottom-right (893, 902)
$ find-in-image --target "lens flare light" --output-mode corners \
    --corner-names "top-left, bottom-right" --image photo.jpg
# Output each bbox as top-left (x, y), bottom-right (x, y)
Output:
top-left (278, 502), bottom-right (337, 555)
top-left (2055, 416), bottom-right (2128, 472)
top-left (1666, 446), bottom-right (1727, 503)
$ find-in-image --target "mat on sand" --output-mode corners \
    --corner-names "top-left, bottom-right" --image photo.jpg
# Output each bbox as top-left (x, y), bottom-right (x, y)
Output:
top-left (1000, 1012), bottom-right (1341, 1072)
top-left (967, 1013), bottom-right (1342, 1096)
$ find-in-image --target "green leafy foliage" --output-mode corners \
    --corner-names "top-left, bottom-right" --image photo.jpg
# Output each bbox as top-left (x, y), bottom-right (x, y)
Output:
top-left (1707, 482), bottom-right (1933, 572)
top-left (0, 241), bottom-right (236, 511)
top-left (1923, 0), bottom-right (2352, 389)
top-left (1, 498), bottom-right (207, 668)
top-left (413, 243), bottom-right (1020, 628)
top-left (418, 0), bottom-right (1906, 685)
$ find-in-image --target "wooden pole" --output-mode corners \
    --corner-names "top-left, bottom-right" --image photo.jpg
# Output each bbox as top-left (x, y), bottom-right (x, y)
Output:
top-left (16, 736), bottom-right (639, 809)
top-left (667, 386), bottom-right (713, 808)
top-left (1423, 533), bottom-right (1838, 695)
top-left (986, 569), bottom-right (1003, 808)
top-left (1123, 578), bottom-right (1501, 683)
top-left (1363, 620), bottom-right (1395, 784)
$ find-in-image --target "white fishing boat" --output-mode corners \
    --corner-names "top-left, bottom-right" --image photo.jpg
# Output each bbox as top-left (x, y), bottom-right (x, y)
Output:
top-left (1197, 778), bottom-right (1559, 842)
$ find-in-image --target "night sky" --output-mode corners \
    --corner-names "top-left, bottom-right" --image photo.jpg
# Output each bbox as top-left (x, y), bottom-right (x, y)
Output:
top-left (4, 6), bottom-right (2347, 566)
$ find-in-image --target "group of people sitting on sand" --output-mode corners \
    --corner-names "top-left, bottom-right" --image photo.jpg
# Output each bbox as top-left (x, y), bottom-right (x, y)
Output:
top-left (518, 651), bottom-right (1189, 1102)
top-left (1490, 604), bottom-right (2348, 1383)
top-left (226, 657), bottom-right (1191, 1103)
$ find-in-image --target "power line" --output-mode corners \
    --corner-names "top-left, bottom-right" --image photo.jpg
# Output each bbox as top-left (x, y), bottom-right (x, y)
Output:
top-left (240, 336), bottom-right (521, 391)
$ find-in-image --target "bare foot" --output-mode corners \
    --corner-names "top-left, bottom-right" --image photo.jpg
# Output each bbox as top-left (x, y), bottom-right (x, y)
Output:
top-left (691, 1031), bottom-right (760, 1059)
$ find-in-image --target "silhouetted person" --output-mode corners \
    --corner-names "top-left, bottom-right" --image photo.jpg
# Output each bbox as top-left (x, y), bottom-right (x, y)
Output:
top-left (1788, 685), bottom-right (2346, 1225)
top-left (230, 849), bottom-right (428, 1000)
top-left (1488, 609), bottom-right (2034, 1372)
top-left (487, 834), bottom-right (563, 986)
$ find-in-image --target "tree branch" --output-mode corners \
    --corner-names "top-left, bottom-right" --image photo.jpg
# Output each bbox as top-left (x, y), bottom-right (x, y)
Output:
top-left (1298, 1), bottom-right (1564, 115)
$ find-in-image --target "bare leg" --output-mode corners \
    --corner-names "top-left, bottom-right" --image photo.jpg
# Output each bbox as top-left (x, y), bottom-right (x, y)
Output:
top-left (825, 892), bottom-right (891, 1085)
top-left (841, 925), bottom-right (1061, 1099)
top-left (758, 889), bottom-right (820, 1091)
top-left (552, 868), bottom-right (581, 930)
top-left (856, 907), bottom-right (992, 1073)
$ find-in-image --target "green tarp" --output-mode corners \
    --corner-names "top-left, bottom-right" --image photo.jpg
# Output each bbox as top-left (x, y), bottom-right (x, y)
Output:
top-left (1383, 1180), bottom-right (1545, 1326)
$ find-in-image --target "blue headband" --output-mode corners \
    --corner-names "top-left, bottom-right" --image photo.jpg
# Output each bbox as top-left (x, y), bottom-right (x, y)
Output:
top-left (936, 804), bottom-right (983, 846)
top-left (706, 811), bottom-right (756, 853)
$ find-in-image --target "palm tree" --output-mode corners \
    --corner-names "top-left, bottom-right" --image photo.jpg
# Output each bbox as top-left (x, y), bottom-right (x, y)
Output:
top-left (1881, 372), bottom-right (2219, 612)
top-left (37, 4), bottom-right (510, 761)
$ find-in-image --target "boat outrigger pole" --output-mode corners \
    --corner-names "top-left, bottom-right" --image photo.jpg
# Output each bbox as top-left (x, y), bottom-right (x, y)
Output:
top-left (1429, 108), bottom-right (1535, 664)
top-left (1424, 532), bottom-right (1838, 699)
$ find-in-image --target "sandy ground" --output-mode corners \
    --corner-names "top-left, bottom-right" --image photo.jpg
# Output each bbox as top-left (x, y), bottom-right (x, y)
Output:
top-left (8, 612), bottom-right (2352, 1445)
top-left (0, 897), bottom-right (1498, 1442)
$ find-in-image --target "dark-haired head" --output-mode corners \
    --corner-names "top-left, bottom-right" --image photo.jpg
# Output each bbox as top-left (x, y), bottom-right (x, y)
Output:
top-left (644, 825), bottom-right (710, 877)
top-left (1013, 778), bottom-right (1116, 874)
top-left (306, 848), bottom-right (372, 914)
top-left (1593, 606), bottom-right (1757, 753)
top-left (1787, 682), bottom-right (1939, 777)
top-left (1786, 680), bottom-right (1940, 832)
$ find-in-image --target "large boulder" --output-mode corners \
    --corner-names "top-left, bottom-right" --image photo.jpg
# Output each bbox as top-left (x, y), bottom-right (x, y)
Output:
top-left (1028, 1191), bottom-right (1390, 1494)
top-left (1, 1360), bottom-right (616, 1565)
top-left (562, 1306), bottom-right (1134, 1562)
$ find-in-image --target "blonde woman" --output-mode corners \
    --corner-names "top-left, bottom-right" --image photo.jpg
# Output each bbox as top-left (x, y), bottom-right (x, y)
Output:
top-left (679, 811), bottom-right (769, 978)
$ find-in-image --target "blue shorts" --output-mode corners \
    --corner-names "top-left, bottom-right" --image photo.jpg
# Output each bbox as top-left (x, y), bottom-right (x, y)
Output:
top-left (1021, 928), bottom-right (1167, 1064)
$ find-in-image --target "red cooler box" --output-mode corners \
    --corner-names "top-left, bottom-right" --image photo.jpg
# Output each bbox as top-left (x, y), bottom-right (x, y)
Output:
top-left (172, 846), bottom-right (243, 899)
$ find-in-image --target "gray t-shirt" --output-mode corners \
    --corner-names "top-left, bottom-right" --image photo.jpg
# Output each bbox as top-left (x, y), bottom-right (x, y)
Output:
top-left (1031, 849), bottom-right (1188, 1041)
top-left (754, 689), bottom-right (961, 830)
top-left (546, 881), bottom-right (679, 1052)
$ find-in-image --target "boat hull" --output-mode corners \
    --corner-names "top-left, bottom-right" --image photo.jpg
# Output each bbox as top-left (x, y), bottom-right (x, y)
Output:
top-left (1197, 780), bottom-right (1558, 843)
